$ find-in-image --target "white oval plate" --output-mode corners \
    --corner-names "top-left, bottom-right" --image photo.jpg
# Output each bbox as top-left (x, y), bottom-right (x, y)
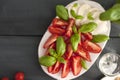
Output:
top-left (38, 0), bottom-right (111, 80)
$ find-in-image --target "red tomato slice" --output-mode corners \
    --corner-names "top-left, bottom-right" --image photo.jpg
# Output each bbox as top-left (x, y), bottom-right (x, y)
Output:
top-left (43, 34), bottom-right (58, 48)
top-left (48, 26), bottom-right (65, 35)
top-left (48, 61), bottom-right (61, 74)
top-left (52, 18), bottom-right (68, 27)
top-left (45, 43), bottom-right (55, 55)
top-left (65, 44), bottom-right (73, 59)
top-left (61, 59), bottom-right (70, 78)
top-left (52, 61), bottom-right (61, 74)
top-left (15, 72), bottom-right (24, 80)
top-left (71, 56), bottom-right (82, 76)
top-left (82, 32), bottom-right (93, 40)
top-left (48, 66), bottom-right (53, 73)
top-left (82, 40), bottom-right (102, 53)
top-left (1, 77), bottom-right (9, 80)
top-left (76, 45), bottom-right (91, 62)
top-left (65, 18), bottom-right (75, 37)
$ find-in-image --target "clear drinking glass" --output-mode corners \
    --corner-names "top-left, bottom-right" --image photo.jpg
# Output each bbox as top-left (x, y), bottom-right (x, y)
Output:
top-left (98, 52), bottom-right (120, 76)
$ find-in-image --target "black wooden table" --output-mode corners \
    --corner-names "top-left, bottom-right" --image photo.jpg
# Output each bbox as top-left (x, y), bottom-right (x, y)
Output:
top-left (0, 0), bottom-right (119, 80)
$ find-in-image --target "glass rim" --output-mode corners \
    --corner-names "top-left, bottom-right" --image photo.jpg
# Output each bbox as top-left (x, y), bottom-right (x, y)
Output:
top-left (97, 52), bottom-right (120, 77)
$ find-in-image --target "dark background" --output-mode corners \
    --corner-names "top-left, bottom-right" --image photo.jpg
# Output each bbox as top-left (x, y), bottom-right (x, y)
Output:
top-left (0, 0), bottom-right (120, 80)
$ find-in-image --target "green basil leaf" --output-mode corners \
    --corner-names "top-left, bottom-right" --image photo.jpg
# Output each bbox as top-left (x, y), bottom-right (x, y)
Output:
top-left (70, 33), bottom-right (80, 52)
top-left (70, 9), bottom-right (83, 20)
top-left (39, 55), bottom-right (56, 67)
top-left (112, 19), bottom-right (120, 24)
top-left (81, 59), bottom-right (87, 70)
top-left (92, 34), bottom-right (109, 43)
top-left (73, 3), bottom-right (78, 7)
top-left (100, 4), bottom-right (120, 21)
top-left (70, 9), bottom-right (77, 18)
top-left (87, 12), bottom-right (94, 20)
top-left (79, 22), bottom-right (97, 33)
top-left (57, 57), bottom-right (66, 64)
top-left (75, 15), bottom-right (84, 19)
top-left (112, 3), bottom-right (120, 9)
top-left (56, 5), bottom-right (69, 20)
top-left (116, 0), bottom-right (120, 3)
top-left (56, 36), bottom-right (66, 56)
top-left (49, 48), bottom-right (58, 58)
top-left (72, 25), bottom-right (77, 33)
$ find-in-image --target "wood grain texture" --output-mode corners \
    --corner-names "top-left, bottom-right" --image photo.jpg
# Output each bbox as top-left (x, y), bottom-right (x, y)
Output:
top-left (0, 0), bottom-right (119, 80)
top-left (0, 36), bottom-right (119, 80)
top-left (0, 0), bottom-right (118, 37)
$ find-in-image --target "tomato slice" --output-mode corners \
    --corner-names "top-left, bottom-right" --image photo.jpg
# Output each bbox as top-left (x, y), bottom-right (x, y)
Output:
top-left (65, 18), bottom-right (75, 37)
top-left (48, 61), bottom-right (61, 74)
top-left (43, 34), bottom-right (58, 48)
top-left (52, 18), bottom-right (68, 27)
top-left (48, 26), bottom-right (65, 35)
top-left (52, 61), bottom-right (61, 74)
top-left (61, 59), bottom-right (70, 78)
top-left (71, 56), bottom-right (82, 76)
top-left (82, 32), bottom-right (93, 40)
top-left (48, 66), bottom-right (53, 73)
top-left (82, 40), bottom-right (102, 53)
top-left (76, 45), bottom-right (91, 62)
top-left (65, 44), bottom-right (73, 59)
top-left (45, 43), bottom-right (55, 55)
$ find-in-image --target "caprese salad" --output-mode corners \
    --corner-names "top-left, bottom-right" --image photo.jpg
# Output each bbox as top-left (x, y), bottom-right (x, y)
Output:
top-left (38, 0), bottom-right (111, 79)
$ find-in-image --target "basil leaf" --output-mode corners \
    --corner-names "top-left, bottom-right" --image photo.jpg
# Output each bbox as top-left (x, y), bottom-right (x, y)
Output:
top-left (92, 34), bottom-right (109, 43)
top-left (57, 57), bottom-right (66, 64)
top-left (112, 3), bottom-right (120, 9)
top-left (70, 33), bottom-right (80, 52)
top-left (116, 0), bottom-right (120, 3)
top-left (70, 9), bottom-right (83, 20)
top-left (49, 48), bottom-right (58, 58)
top-left (79, 22), bottom-right (97, 33)
top-left (39, 55), bottom-right (56, 67)
top-left (73, 3), bottom-right (78, 7)
top-left (100, 4), bottom-right (120, 21)
top-left (113, 19), bottom-right (120, 24)
top-left (56, 36), bottom-right (66, 56)
top-left (70, 9), bottom-right (76, 18)
top-left (75, 15), bottom-right (84, 19)
top-left (87, 12), bottom-right (94, 20)
top-left (56, 5), bottom-right (69, 20)
top-left (72, 25), bottom-right (77, 33)
top-left (81, 59), bottom-right (87, 70)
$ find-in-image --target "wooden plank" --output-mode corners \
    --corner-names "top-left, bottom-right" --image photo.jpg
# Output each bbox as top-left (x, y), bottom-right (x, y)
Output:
top-left (0, 0), bottom-right (73, 36)
top-left (0, 0), bottom-right (118, 37)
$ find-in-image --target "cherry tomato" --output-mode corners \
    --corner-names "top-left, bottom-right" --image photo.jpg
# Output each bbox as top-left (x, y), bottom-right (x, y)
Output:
top-left (15, 72), bottom-right (24, 80)
top-left (1, 77), bottom-right (9, 80)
